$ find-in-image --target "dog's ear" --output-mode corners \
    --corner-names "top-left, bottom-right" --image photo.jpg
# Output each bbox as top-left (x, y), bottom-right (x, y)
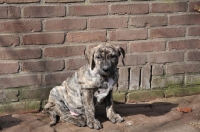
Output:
top-left (116, 46), bottom-right (125, 66)
top-left (85, 48), bottom-right (95, 70)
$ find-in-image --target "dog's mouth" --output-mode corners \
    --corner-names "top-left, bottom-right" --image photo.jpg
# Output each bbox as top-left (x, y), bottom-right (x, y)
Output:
top-left (99, 69), bottom-right (114, 78)
top-left (99, 71), bottom-right (110, 77)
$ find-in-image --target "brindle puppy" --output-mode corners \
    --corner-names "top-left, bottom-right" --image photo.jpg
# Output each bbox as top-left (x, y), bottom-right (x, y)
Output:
top-left (44, 44), bottom-right (125, 130)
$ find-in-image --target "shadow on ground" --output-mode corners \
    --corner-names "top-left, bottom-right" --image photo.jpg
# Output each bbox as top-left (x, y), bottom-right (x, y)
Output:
top-left (0, 115), bottom-right (22, 130)
top-left (95, 101), bottom-right (179, 123)
top-left (0, 102), bottom-right (179, 131)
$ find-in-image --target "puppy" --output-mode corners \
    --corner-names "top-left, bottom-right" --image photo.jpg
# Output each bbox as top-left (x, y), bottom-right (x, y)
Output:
top-left (44, 44), bottom-right (125, 129)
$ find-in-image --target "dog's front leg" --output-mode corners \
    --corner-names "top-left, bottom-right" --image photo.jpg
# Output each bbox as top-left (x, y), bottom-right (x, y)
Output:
top-left (81, 89), bottom-right (102, 130)
top-left (105, 90), bottom-right (124, 123)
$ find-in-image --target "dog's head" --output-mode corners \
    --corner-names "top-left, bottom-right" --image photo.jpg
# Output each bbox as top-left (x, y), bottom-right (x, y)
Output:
top-left (85, 44), bottom-right (125, 77)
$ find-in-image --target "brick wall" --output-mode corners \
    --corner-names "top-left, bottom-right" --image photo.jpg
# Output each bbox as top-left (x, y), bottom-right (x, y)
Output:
top-left (0, 0), bottom-right (200, 113)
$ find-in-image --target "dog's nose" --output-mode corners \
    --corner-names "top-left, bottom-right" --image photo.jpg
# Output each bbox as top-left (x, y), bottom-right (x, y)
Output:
top-left (102, 65), bottom-right (109, 72)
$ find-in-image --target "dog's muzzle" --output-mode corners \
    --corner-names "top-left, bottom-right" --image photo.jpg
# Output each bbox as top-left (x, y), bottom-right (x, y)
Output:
top-left (102, 65), bottom-right (110, 73)
top-left (99, 65), bottom-right (115, 77)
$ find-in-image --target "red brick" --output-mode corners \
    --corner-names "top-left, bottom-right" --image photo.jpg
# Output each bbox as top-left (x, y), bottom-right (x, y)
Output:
top-left (68, 4), bottom-right (108, 16)
top-left (0, 48), bottom-right (42, 60)
top-left (0, 62), bottom-right (19, 74)
top-left (118, 68), bottom-right (129, 91)
top-left (23, 33), bottom-right (65, 45)
top-left (0, 35), bottom-right (19, 47)
top-left (130, 15), bottom-right (167, 27)
top-left (0, 20), bottom-right (41, 33)
top-left (0, 6), bottom-right (20, 19)
top-left (44, 46), bottom-right (85, 58)
top-left (0, 0), bottom-right (39, 3)
top-left (125, 54), bottom-right (147, 66)
top-left (152, 65), bottom-right (164, 76)
top-left (151, 76), bottom-right (183, 89)
top-left (44, 72), bottom-right (73, 85)
top-left (22, 60), bottom-right (64, 72)
top-left (44, 18), bottom-right (86, 31)
top-left (186, 51), bottom-right (200, 61)
top-left (185, 74), bottom-right (200, 86)
top-left (45, 0), bottom-right (84, 3)
top-left (66, 58), bottom-right (86, 70)
top-left (110, 3), bottom-right (149, 15)
top-left (170, 14), bottom-right (200, 25)
top-left (149, 27), bottom-right (185, 39)
top-left (189, 1), bottom-right (200, 12)
top-left (0, 6), bottom-right (7, 18)
top-left (88, 17), bottom-right (128, 29)
top-left (89, 0), bottom-right (126, 2)
top-left (0, 74), bottom-right (41, 89)
top-left (129, 67), bottom-right (140, 90)
top-left (129, 41), bottom-right (165, 53)
top-left (149, 52), bottom-right (184, 64)
top-left (141, 65), bottom-right (151, 89)
top-left (168, 39), bottom-right (200, 50)
top-left (108, 29), bottom-right (147, 41)
top-left (23, 6), bottom-right (65, 18)
top-left (87, 44), bottom-right (101, 50)
top-left (166, 63), bottom-right (200, 75)
top-left (188, 27), bottom-right (200, 36)
top-left (67, 31), bottom-right (106, 43)
top-left (151, 2), bottom-right (187, 13)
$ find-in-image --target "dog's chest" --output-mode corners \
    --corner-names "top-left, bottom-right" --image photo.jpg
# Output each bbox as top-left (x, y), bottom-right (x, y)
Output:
top-left (94, 78), bottom-right (107, 98)
top-left (94, 78), bottom-right (114, 103)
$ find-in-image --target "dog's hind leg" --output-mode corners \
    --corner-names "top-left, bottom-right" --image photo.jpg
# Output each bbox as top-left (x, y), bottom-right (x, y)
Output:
top-left (44, 101), bottom-right (68, 126)
top-left (62, 113), bottom-right (87, 127)
top-left (48, 106), bottom-right (68, 126)
top-left (53, 104), bottom-right (87, 127)
top-left (44, 102), bottom-right (58, 126)
top-left (48, 110), bottom-right (58, 126)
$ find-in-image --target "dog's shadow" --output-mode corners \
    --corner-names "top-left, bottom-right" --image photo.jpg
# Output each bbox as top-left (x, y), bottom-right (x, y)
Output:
top-left (0, 115), bottom-right (22, 130)
top-left (95, 101), bottom-right (178, 123)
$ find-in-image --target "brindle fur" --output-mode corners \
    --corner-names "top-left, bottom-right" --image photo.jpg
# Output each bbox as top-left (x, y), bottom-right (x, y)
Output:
top-left (44, 44), bottom-right (125, 130)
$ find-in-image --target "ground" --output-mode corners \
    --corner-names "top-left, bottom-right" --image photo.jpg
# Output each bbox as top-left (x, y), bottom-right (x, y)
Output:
top-left (1, 95), bottom-right (200, 132)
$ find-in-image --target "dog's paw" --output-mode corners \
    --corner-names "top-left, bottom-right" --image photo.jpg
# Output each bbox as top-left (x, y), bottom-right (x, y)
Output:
top-left (108, 114), bottom-right (124, 124)
top-left (87, 119), bottom-right (102, 130)
top-left (49, 121), bottom-right (56, 127)
top-left (60, 117), bottom-right (65, 122)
